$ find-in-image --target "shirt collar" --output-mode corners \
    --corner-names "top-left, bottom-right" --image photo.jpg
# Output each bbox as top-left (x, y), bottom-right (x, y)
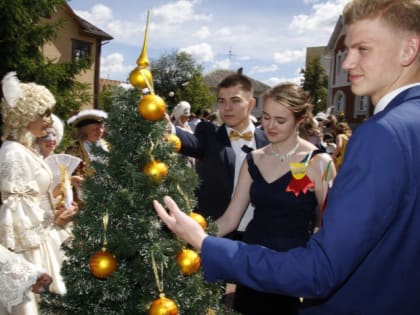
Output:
top-left (374, 83), bottom-right (420, 115)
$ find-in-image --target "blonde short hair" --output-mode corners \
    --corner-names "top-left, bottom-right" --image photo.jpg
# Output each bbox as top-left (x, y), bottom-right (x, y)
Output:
top-left (343, 0), bottom-right (420, 35)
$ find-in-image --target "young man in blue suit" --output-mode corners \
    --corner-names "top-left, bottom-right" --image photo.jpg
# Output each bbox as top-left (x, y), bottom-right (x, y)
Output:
top-left (173, 73), bottom-right (268, 235)
top-left (154, 0), bottom-right (420, 314)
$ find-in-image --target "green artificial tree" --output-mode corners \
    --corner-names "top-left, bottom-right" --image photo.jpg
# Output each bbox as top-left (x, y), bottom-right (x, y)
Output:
top-left (42, 10), bottom-right (235, 314)
top-left (41, 85), bottom-right (232, 314)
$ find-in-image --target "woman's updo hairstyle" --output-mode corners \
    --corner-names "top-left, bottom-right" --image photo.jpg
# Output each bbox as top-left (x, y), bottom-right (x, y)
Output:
top-left (263, 82), bottom-right (313, 123)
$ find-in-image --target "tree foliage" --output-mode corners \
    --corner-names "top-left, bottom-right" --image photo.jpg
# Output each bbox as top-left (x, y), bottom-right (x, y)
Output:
top-left (0, 0), bottom-right (91, 136)
top-left (175, 72), bottom-right (217, 113)
top-left (300, 57), bottom-right (329, 114)
top-left (151, 51), bottom-right (215, 112)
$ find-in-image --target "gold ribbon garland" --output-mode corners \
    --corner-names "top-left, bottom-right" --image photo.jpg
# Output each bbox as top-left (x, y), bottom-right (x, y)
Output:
top-left (151, 250), bottom-right (164, 293)
top-left (102, 211), bottom-right (109, 249)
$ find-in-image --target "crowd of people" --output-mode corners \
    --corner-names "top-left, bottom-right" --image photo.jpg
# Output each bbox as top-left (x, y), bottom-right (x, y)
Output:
top-left (1, 0), bottom-right (420, 314)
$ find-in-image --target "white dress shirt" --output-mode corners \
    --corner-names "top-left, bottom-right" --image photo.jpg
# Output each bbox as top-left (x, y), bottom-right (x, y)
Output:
top-left (226, 121), bottom-right (256, 231)
top-left (374, 83), bottom-right (420, 114)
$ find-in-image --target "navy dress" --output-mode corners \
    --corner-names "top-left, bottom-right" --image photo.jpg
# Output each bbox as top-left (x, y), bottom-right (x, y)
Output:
top-left (233, 152), bottom-right (319, 315)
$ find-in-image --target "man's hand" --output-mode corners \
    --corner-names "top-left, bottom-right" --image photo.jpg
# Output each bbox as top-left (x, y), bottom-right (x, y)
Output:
top-left (153, 196), bottom-right (208, 251)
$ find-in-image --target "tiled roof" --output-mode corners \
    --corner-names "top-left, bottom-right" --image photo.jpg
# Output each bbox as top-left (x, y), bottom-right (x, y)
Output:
top-left (203, 69), bottom-right (270, 94)
top-left (65, 3), bottom-right (113, 40)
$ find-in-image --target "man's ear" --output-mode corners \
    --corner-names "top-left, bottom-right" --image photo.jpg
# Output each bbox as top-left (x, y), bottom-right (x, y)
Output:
top-left (401, 35), bottom-right (420, 66)
top-left (248, 97), bottom-right (256, 110)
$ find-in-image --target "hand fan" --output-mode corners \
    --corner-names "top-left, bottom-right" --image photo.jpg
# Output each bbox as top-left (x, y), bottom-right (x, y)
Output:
top-left (44, 154), bottom-right (82, 208)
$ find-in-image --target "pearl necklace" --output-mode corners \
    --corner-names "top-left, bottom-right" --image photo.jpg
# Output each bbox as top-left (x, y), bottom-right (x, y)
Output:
top-left (270, 142), bottom-right (299, 162)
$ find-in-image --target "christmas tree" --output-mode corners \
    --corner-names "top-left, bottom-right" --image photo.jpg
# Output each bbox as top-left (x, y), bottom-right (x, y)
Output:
top-left (42, 11), bottom-right (232, 315)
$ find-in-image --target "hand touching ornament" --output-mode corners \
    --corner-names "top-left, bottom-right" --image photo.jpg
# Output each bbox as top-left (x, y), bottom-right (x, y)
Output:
top-left (153, 196), bottom-right (208, 252)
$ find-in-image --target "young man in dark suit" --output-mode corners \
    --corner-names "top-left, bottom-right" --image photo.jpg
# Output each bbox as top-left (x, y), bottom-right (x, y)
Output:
top-left (174, 73), bottom-right (268, 236)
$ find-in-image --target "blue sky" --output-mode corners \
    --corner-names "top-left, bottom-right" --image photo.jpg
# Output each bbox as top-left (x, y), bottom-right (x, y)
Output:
top-left (66, 0), bottom-right (348, 86)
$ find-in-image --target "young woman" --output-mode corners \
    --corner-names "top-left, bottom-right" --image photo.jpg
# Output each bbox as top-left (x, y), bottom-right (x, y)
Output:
top-left (215, 83), bottom-right (336, 314)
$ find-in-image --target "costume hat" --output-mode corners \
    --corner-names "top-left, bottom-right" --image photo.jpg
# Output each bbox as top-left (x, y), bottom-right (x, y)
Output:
top-left (67, 109), bottom-right (108, 128)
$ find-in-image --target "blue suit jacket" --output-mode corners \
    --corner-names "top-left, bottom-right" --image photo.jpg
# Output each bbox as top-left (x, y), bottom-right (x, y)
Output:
top-left (201, 86), bottom-right (420, 314)
top-left (176, 121), bottom-right (268, 220)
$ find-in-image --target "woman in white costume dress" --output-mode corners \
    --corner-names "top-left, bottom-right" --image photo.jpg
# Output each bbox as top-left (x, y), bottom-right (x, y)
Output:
top-left (0, 72), bottom-right (78, 315)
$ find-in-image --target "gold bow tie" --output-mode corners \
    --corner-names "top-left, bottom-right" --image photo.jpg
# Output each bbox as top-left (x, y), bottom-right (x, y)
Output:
top-left (229, 130), bottom-right (253, 141)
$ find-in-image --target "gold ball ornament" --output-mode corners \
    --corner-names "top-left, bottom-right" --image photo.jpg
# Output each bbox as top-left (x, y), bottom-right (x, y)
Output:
top-left (207, 309), bottom-right (216, 315)
top-left (89, 248), bottom-right (117, 279)
top-left (189, 212), bottom-right (207, 230)
top-left (176, 248), bottom-right (201, 275)
top-left (129, 67), bottom-right (153, 90)
top-left (164, 134), bottom-right (182, 152)
top-left (138, 94), bottom-right (166, 121)
top-left (149, 294), bottom-right (179, 315)
top-left (143, 160), bottom-right (169, 182)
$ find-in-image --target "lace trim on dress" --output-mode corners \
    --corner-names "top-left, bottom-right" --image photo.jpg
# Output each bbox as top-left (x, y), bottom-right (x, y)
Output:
top-left (0, 246), bottom-right (43, 312)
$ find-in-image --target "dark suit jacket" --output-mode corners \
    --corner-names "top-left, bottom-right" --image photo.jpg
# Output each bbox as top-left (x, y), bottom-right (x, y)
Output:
top-left (176, 121), bottom-right (268, 220)
top-left (200, 86), bottom-right (420, 314)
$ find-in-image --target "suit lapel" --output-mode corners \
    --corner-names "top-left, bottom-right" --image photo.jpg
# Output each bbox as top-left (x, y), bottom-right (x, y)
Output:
top-left (217, 125), bottom-right (235, 182)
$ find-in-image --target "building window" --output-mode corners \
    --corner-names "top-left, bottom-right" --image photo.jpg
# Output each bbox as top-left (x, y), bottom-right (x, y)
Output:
top-left (335, 50), bottom-right (348, 85)
top-left (354, 96), bottom-right (369, 115)
top-left (334, 90), bottom-right (346, 114)
top-left (72, 40), bottom-right (91, 61)
top-left (335, 54), bottom-right (342, 76)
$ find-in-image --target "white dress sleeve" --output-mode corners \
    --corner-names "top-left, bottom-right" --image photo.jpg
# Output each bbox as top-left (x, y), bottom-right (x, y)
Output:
top-left (0, 145), bottom-right (45, 252)
top-left (0, 245), bottom-right (44, 312)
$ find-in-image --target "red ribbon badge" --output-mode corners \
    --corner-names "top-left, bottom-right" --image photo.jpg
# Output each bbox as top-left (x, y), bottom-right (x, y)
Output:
top-left (286, 175), bottom-right (314, 197)
top-left (286, 162), bottom-right (314, 197)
